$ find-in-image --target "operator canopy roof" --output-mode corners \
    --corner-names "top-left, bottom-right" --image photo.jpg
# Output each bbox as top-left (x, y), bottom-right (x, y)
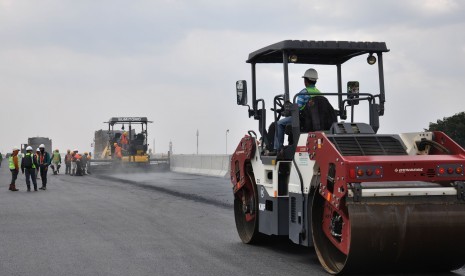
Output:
top-left (247, 40), bottom-right (389, 65)
top-left (106, 117), bottom-right (152, 126)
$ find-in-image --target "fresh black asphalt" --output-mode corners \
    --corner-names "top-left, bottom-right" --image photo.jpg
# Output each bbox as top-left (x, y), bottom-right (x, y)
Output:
top-left (0, 164), bottom-right (463, 276)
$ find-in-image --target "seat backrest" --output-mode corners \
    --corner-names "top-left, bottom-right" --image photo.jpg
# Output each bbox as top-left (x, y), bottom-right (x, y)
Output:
top-left (300, 96), bottom-right (338, 132)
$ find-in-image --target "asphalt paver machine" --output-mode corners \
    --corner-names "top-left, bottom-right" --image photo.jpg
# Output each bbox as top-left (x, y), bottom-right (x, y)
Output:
top-left (105, 117), bottom-right (151, 164)
top-left (91, 117), bottom-right (152, 171)
top-left (231, 40), bottom-right (465, 274)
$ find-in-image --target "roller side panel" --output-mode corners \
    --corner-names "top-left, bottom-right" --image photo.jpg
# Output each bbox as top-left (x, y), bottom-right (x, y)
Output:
top-left (257, 185), bottom-right (289, 236)
top-left (288, 192), bottom-right (313, 247)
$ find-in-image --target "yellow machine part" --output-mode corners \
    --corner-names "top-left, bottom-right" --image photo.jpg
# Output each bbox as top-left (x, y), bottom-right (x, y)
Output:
top-left (100, 144), bottom-right (111, 159)
top-left (121, 155), bottom-right (149, 163)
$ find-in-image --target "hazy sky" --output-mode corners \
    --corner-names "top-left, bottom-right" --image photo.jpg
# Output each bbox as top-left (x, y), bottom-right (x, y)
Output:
top-left (1, 0), bottom-right (464, 155)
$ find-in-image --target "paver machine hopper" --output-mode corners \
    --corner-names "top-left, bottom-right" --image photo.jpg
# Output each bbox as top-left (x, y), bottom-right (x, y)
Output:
top-left (231, 40), bottom-right (465, 274)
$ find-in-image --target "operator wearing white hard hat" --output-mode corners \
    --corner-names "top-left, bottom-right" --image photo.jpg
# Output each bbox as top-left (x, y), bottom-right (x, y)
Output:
top-left (21, 146), bottom-right (39, 191)
top-left (37, 144), bottom-right (51, 190)
top-left (271, 68), bottom-right (321, 154)
top-left (302, 68), bottom-right (318, 81)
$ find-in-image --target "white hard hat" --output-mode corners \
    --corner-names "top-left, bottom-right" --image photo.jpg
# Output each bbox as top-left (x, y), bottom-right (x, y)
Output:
top-left (12, 146), bottom-right (19, 151)
top-left (36, 148), bottom-right (40, 152)
top-left (302, 68), bottom-right (318, 81)
top-left (26, 146), bottom-right (33, 151)
top-left (39, 144), bottom-right (45, 148)
top-left (73, 149), bottom-right (78, 152)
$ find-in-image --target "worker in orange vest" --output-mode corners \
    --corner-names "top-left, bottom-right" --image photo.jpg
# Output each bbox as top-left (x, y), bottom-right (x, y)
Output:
top-left (114, 143), bottom-right (122, 159)
top-left (74, 151), bottom-right (83, 176)
top-left (120, 132), bottom-right (129, 151)
top-left (71, 149), bottom-right (81, 176)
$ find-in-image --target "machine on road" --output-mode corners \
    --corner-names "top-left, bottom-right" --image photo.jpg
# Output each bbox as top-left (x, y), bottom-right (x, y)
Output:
top-left (231, 40), bottom-right (465, 274)
top-left (90, 117), bottom-right (168, 172)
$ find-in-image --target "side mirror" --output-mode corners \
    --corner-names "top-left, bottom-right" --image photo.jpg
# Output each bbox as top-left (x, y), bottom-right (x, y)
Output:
top-left (236, 80), bottom-right (248, 106)
top-left (347, 81), bottom-right (359, 105)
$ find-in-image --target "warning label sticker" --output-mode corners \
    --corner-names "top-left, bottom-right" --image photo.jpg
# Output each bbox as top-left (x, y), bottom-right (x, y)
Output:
top-left (297, 152), bottom-right (309, 166)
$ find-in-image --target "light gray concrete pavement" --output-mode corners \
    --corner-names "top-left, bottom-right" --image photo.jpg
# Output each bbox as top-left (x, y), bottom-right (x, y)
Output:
top-left (0, 165), bottom-right (464, 276)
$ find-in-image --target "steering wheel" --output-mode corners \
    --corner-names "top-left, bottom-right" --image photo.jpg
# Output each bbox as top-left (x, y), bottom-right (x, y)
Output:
top-left (271, 95), bottom-right (285, 121)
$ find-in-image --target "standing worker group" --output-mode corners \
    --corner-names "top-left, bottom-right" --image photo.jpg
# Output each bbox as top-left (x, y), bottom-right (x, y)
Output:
top-left (21, 146), bottom-right (39, 192)
top-left (5, 145), bottom-right (88, 191)
top-left (37, 144), bottom-right (51, 190)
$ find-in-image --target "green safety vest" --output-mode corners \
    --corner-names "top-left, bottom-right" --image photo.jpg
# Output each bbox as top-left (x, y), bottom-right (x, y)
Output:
top-left (24, 153), bottom-right (36, 169)
top-left (8, 154), bottom-right (22, 170)
top-left (306, 86), bottom-right (320, 94)
top-left (297, 85), bottom-right (321, 110)
top-left (52, 151), bottom-right (61, 162)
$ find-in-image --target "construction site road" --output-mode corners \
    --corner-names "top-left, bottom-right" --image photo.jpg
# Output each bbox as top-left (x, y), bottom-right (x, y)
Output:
top-left (0, 167), bottom-right (464, 276)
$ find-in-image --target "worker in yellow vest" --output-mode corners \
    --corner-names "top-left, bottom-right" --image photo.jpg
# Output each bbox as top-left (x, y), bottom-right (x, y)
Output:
top-left (8, 147), bottom-right (21, 191)
top-left (50, 149), bottom-right (62, 175)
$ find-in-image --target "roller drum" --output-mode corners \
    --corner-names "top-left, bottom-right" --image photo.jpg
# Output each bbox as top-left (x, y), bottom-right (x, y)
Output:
top-left (312, 194), bottom-right (465, 274)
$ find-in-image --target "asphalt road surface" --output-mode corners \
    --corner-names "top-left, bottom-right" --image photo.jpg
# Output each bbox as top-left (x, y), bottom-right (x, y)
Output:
top-left (1, 164), bottom-right (464, 276)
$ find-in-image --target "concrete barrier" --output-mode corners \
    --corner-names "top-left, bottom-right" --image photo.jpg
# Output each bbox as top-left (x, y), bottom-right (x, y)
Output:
top-left (170, 154), bottom-right (231, 178)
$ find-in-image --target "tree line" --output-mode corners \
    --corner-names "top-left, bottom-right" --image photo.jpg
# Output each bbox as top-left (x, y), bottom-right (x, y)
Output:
top-left (427, 112), bottom-right (465, 147)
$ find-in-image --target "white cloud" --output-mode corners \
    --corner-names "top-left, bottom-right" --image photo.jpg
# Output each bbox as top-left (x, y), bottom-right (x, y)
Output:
top-left (416, 0), bottom-right (460, 14)
top-left (1, 0), bottom-right (465, 154)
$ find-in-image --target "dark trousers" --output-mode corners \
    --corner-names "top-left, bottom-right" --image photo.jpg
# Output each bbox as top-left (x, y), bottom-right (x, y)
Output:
top-left (39, 165), bottom-right (48, 187)
top-left (75, 161), bottom-right (82, 176)
top-left (10, 169), bottom-right (18, 184)
top-left (25, 168), bottom-right (38, 189)
top-left (65, 162), bottom-right (71, 174)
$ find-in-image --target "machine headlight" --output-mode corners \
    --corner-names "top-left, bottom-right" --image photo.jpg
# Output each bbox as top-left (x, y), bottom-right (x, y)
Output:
top-left (367, 53), bottom-right (377, 65)
top-left (289, 54), bottom-right (298, 63)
